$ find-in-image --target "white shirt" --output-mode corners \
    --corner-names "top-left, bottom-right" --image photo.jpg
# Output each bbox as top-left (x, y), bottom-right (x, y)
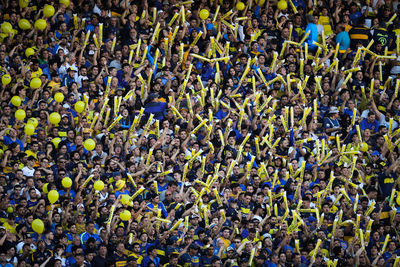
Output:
top-left (21, 166), bottom-right (35, 177)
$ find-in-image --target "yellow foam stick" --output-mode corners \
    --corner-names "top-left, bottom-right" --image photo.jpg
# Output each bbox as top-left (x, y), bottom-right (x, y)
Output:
top-left (351, 108), bottom-right (357, 126)
top-left (394, 257), bottom-right (400, 267)
top-left (389, 13), bottom-right (397, 24)
top-left (381, 234), bottom-right (390, 254)
top-left (171, 106), bottom-right (184, 121)
top-left (384, 134), bottom-right (393, 151)
top-left (170, 218), bottom-right (184, 231)
top-left (106, 115), bottom-right (122, 132)
top-left (81, 175), bottom-right (94, 188)
top-left (129, 186), bottom-right (144, 201)
top-left (270, 52), bottom-right (278, 70)
top-left (212, 5), bottom-right (220, 22)
top-left (155, 217), bottom-right (171, 224)
top-left (89, 113), bottom-right (99, 130)
top-left (221, 9), bottom-right (233, 20)
top-left (340, 188), bottom-right (351, 203)
top-left (396, 35), bottom-right (400, 55)
top-left (364, 230), bottom-right (371, 246)
top-left (332, 218), bottom-right (338, 237)
top-left (248, 248), bottom-right (256, 266)
top-left (147, 69), bottom-right (153, 88)
top-left (104, 108), bottom-right (111, 126)
top-left (335, 134), bottom-right (341, 151)
top-left (169, 26), bottom-right (179, 46)
top-left (300, 30), bottom-right (310, 45)
top-left (226, 160), bottom-right (236, 179)
top-left (191, 31), bottom-right (203, 47)
top-left (257, 68), bottom-right (268, 86)
top-left (395, 79), bottom-right (400, 98)
top-left (140, 46), bottom-right (149, 65)
top-left (294, 239), bottom-right (300, 253)
top-left (369, 78), bottom-right (376, 99)
top-left (146, 148), bottom-right (154, 166)
top-left (168, 12), bottom-right (179, 26)
top-left (185, 93), bottom-right (193, 114)
top-left (342, 73), bottom-right (352, 87)
top-left (379, 61), bottom-right (383, 81)
top-left (305, 43), bottom-right (308, 59)
top-left (83, 30), bottom-right (91, 48)
top-left (180, 5), bottom-right (186, 24)
top-left (344, 67), bottom-right (361, 75)
top-left (356, 125), bottom-right (363, 143)
top-left (107, 205), bottom-right (116, 225)
top-left (299, 58), bottom-right (304, 79)
top-left (93, 34), bottom-right (99, 48)
top-left (280, 41), bottom-right (287, 58)
top-left (365, 202), bottom-right (375, 216)
top-left (288, 0), bottom-right (298, 13)
top-left (311, 239), bottom-right (322, 261)
top-left (302, 75), bottom-right (310, 89)
top-left (333, 43), bottom-right (340, 59)
top-left (290, 106), bottom-right (295, 128)
top-left (241, 133), bottom-right (251, 148)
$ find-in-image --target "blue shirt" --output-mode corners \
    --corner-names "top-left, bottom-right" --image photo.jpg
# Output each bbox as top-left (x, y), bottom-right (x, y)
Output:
top-left (360, 118), bottom-right (379, 132)
top-left (336, 31), bottom-right (350, 51)
top-left (304, 23), bottom-right (319, 50)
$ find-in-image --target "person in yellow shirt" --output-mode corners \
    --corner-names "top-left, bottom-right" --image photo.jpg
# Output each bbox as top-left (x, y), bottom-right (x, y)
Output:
top-left (218, 227), bottom-right (232, 249)
top-left (3, 216), bottom-right (17, 234)
top-left (25, 141), bottom-right (40, 159)
top-left (28, 59), bottom-right (43, 78)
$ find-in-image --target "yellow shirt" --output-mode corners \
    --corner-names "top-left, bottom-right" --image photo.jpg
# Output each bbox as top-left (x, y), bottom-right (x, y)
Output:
top-left (29, 67), bottom-right (43, 78)
top-left (3, 222), bottom-right (17, 234)
top-left (318, 16), bottom-right (333, 35)
top-left (25, 150), bottom-right (38, 159)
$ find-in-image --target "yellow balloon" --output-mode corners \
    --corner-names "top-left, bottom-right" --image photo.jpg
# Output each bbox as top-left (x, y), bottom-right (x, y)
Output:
top-left (52, 137), bottom-right (61, 148)
top-left (15, 109), bottom-right (26, 121)
top-left (199, 9), bottom-right (209, 20)
top-left (236, 2), bottom-right (245, 10)
top-left (277, 0), bottom-right (288, 10)
top-left (94, 180), bottom-right (105, 191)
top-left (75, 101), bottom-right (85, 113)
top-left (2, 74), bottom-right (11, 85)
top-left (34, 19), bottom-right (47, 31)
top-left (120, 210), bottom-right (131, 221)
top-left (120, 194), bottom-right (130, 205)
top-left (84, 139), bottom-right (95, 151)
top-left (59, 0), bottom-right (70, 7)
top-left (43, 5), bottom-right (55, 17)
top-left (360, 142), bottom-right (369, 152)
top-left (25, 48), bottom-right (35, 57)
top-left (32, 219), bottom-right (44, 234)
top-left (48, 190), bottom-right (59, 204)
top-left (43, 183), bottom-right (49, 193)
top-left (28, 117), bottom-right (38, 127)
top-left (256, 0), bottom-right (266, 5)
top-left (49, 112), bottom-right (61, 125)
top-left (30, 77), bottom-right (42, 89)
top-left (54, 92), bottom-right (64, 103)
top-left (1, 22), bottom-right (12, 33)
top-left (19, 0), bottom-right (29, 8)
top-left (24, 123), bottom-right (35, 135)
top-left (7, 207), bottom-right (13, 213)
top-left (11, 96), bottom-right (21, 107)
top-left (62, 177), bottom-right (72, 188)
top-left (18, 19), bottom-right (31, 30)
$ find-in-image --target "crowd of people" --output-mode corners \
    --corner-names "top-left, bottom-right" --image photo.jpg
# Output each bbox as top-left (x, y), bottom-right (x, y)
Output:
top-left (0, 0), bottom-right (400, 266)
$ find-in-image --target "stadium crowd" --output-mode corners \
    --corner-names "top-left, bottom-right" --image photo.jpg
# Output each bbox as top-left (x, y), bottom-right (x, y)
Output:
top-left (1, 0), bottom-right (400, 266)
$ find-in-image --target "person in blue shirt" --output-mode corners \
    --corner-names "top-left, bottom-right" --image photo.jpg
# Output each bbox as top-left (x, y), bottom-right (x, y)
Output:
top-left (80, 222), bottom-right (101, 250)
top-left (146, 194), bottom-right (168, 218)
top-left (304, 14), bottom-right (319, 51)
top-left (336, 25), bottom-right (350, 51)
top-left (360, 112), bottom-right (379, 133)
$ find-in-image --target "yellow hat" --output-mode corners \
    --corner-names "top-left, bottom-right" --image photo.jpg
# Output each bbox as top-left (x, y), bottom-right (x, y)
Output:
top-left (115, 180), bottom-right (126, 191)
